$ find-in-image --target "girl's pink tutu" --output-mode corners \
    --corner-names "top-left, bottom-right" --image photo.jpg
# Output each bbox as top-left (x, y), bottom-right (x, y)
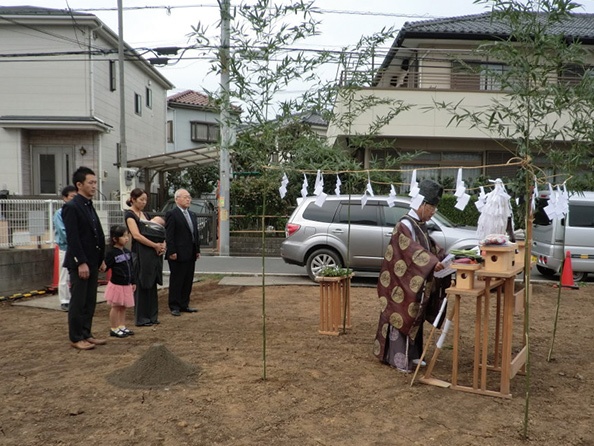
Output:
top-left (104, 282), bottom-right (135, 307)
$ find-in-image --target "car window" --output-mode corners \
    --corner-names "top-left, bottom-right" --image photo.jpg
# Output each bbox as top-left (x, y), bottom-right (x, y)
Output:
top-left (382, 205), bottom-right (409, 227)
top-left (303, 201), bottom-right (340, 223)
top-left (335, 203), bottom-right (380, 225)
top-left (431, 211), bottom-right (458, 228)
top-left (569, 204), bottom-right (594, 228)
top-left (190, 203), bottom-right (208, 214)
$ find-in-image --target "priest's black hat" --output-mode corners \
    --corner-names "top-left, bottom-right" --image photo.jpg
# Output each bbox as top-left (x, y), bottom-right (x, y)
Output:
top-left (419, 179), bottom-right (443, 206)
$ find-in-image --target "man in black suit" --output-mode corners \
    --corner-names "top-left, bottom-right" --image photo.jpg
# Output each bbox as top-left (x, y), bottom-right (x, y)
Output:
top-left (166, 189), bottom-right (201, 316)
top-left (62, 166), bottom-right (107, 350)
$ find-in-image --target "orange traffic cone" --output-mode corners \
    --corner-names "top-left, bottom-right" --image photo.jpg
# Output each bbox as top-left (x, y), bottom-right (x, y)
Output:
top-left (558, 251), bottom-right (579, 290)
top-left (98, 269), bottom-right (111, 286)
top-left (51, 244), bottom-right (60, 290)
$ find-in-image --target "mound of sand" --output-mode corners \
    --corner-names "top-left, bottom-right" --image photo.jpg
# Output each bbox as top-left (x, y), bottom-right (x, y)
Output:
top-left (106, 343), bottom-right (199, 389)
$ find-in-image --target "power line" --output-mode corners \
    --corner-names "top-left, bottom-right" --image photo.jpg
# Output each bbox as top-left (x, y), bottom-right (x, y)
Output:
top-left (70, 4), bottom-right (440, 20)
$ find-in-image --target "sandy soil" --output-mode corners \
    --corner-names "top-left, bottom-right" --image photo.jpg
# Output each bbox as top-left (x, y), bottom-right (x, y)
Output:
top-left (1, 278), bottom-right (593, 446)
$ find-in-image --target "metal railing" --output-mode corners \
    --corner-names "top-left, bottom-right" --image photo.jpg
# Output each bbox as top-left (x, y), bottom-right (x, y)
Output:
top-left (0, 200), bottom-right (125, 249)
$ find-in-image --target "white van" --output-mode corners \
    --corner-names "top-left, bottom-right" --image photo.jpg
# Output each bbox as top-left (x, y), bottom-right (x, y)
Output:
top-left (532, 191), bottom-right (594, 281)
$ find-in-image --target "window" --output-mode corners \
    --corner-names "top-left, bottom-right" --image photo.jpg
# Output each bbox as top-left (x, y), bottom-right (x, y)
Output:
top-left (335, 203), bottom-right (380, 226)
top-left (134, 93), bottom-right (142, 115)
top-left (190, 121), bottom-right (220, 143)
top-left (383, 205), bottom-right (409, 227)
top-left (166, 120), bottom-right (174, 143)
top-left (303, 201), bottom-right (339, 223)
top-left (558, 64), bottom-right (591, 86)
top-left (146, 87), bottom-right (152, 109)
top-left (109, 61), bottom-right (116, 91)
top-left (451, 61), bottom-right (511, 91)
top-left (569, 204), bottom-right (594, 228)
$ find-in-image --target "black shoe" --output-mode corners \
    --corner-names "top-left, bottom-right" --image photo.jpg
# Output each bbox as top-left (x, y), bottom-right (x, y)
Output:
top-left (60, 304), bottom-right (69, 312)
top-left (110, 329), bottom-right (128, 338)
top-left (181, 308), bottom-right (198, 313)
top-left (122, 327), bottom-right (135, 336)
top-left (135, 322), bottom-right (153, 327)
top-left (152, 320), bottom-right (161, 325)
top-left (171, 310), bottom-right (181, 317)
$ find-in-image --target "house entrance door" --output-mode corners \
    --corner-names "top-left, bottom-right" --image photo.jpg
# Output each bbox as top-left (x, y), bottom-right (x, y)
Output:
top-left (32, 146), bottom-right (75, 195)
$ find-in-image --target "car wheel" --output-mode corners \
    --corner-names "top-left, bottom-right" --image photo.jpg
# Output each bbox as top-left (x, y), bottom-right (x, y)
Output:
top-left (536, 265), bottom-right (556, 277)
top-left (573, 271), bottom-right (587, 282)
top-left (306, 249), bottom-right (341, 281)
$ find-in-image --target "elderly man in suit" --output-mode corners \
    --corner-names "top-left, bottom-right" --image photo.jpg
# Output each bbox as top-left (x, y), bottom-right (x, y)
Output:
top-left (165, 189), bottom-right (201, 316)
top-left (62, 166), bottom-right (106, 350)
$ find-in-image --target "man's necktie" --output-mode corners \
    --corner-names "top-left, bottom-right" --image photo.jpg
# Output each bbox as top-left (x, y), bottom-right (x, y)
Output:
top-left (183, 210), bottom-right (194, 235)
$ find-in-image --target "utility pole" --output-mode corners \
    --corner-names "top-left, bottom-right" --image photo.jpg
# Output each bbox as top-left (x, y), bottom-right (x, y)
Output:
top-left (117, 0), bottom-right (127, 169)
top-left (218, 0), bottom-right (231, 255)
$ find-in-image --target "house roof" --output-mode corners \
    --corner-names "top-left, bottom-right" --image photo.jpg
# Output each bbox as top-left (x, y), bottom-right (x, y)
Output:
top-left (293, 111), bottom-right (328, 128)
top-left (168, 90), bottom-right (217, 111)
top-left (0, 115), bottom-right (112, 132)
top-left (395, 12), bottom-right (594, 43)
top-left (168, 90), bottom-right (243, 114)
top-left (376, 11), bottom-right (594, 84)
top-left (0, 6), bottom-right (91, 16)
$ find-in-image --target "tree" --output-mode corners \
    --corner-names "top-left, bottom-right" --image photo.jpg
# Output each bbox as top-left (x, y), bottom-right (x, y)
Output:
top-left (187, 0), bottom-right (417, 217)
top-left (165, 164), bottom-right (219, 199)
top-left (433, 0), bottom-right (594, 437)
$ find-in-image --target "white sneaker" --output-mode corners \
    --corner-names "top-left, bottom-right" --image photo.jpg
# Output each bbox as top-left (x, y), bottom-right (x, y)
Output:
top-left (412, 359), bottom-right (427, 367)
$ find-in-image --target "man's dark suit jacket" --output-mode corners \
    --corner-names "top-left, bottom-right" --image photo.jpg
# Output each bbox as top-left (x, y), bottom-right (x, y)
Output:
top-left (165, 206), bottom-right (201, 262)
top-left (62, 194), bottom-right (105, 269)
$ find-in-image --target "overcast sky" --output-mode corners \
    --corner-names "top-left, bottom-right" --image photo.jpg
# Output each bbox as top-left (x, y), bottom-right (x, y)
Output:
top-left (3, 0), bottom-right (594, 96)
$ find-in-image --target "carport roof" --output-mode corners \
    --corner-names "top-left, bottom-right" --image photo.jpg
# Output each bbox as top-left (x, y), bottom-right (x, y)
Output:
top-left (127, 146), bottom-right (219, 172)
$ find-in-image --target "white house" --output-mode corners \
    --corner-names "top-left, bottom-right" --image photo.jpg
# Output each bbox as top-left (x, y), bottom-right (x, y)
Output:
top-left (166, 90), bottom-right (221, 154)
top-left (0, 6), bottom-right (174, 199)
top-left (327, 12), bottom-right (594, 186)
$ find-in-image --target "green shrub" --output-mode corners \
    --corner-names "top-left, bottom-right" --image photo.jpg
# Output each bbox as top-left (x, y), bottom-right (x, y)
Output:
top-left (438, 194), bottom-right (480, 226)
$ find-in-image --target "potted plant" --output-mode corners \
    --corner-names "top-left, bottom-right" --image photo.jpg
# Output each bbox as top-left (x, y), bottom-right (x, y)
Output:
top-left (315, 267), bottom-right (354, 335)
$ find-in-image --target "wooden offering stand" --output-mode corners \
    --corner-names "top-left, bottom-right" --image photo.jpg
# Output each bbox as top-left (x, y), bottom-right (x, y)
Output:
top-left (315, 274), bottom-right (353, 335)
top-left (420, 244), bottom-right (526, 398)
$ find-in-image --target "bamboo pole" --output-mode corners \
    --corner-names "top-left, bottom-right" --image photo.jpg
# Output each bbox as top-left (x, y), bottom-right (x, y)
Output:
top-left (261, 196), bottom-right (267, 381)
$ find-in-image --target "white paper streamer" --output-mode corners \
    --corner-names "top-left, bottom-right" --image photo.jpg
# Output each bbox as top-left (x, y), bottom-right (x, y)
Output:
top-left (314, 170), bottom-right (324, 196)
top-left (300, 173), bottom-right (309, 198)
top-left (408, 169), bottom-right (419, 201)
top-left (335, 175), bottom-right (342, 197)
top-left (387, 184), bottom-right (397, 207)
top-left (278, 173), bottom-right (288, 198)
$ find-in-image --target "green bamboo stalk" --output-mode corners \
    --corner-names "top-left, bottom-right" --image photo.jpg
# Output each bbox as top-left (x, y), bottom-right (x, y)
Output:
top-left (261, 196), bottom-right (267, 381)
top-left (522, 177), bottom-right (532, 439)
top-left (343, 192), bottom-right (352, 334)
top-left (547, 266), bottom-right (564, 362)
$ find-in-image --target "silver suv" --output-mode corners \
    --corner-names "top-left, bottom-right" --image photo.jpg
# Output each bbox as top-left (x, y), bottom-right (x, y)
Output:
top-left (280, 195), bottom-right (479, 280)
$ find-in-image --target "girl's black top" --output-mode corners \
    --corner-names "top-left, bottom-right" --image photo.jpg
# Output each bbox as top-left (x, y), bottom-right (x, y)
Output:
top-left (105, 246), bottom-right (135, 285)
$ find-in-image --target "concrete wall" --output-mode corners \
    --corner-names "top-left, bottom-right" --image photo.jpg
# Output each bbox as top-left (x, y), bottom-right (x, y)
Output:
top-left (0, 248), bottom-right (54, 296)
top-left (229, 236), bottom-right (284, 257)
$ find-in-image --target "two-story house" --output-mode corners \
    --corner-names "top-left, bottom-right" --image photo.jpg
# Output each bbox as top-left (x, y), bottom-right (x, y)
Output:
top-left (327, 12), bottom-right (594, 188)
top-left (0, 6), bottom-right (173, 199)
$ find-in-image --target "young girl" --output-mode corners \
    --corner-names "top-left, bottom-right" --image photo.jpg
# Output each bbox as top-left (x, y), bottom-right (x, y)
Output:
top-left (104, 225), bottom-right (136, 338)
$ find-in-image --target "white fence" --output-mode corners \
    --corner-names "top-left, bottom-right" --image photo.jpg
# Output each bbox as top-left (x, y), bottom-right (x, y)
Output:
top-left (0, 200), bottom-right (125, 249)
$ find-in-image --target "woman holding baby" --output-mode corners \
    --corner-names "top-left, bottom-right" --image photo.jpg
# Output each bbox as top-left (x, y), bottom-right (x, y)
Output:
top-left (125, 188), bottom-right (166, 327)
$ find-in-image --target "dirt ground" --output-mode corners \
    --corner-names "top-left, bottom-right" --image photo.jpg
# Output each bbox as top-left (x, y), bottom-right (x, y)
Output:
top-left (1, 277), bottom-right (593, 446)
